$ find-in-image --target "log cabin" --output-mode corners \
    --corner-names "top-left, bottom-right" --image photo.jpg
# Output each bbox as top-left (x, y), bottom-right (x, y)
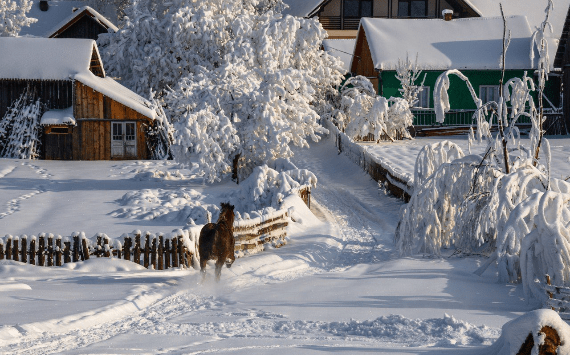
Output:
top-left (0, 37), bottom-right (156, 160)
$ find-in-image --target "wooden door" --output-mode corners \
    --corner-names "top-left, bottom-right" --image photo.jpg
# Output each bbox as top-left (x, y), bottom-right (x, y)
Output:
top-left (111, 122), bottom-right (137, 159)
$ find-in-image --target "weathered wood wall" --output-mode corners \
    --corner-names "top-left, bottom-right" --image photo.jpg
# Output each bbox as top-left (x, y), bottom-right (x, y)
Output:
top-left (67, 81), bottom-right (151, 160)
top-left (51, 14), bottom-right (110, 41)
top-left (0, 79), bottom-right (72, 119)
top-left (351, 29), bottom-right (376, 78)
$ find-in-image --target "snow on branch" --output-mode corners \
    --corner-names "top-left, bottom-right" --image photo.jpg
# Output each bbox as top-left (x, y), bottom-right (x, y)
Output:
top-left (0, 0), bottom-right (36, 37)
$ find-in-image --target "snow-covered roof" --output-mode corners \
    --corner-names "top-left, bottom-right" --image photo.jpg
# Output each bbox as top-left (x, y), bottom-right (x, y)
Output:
top-left (356, 16), bottom-right (535, 71)
top-left (0, 37), bottom-right (98, 80)
top-left (75, 74), bottom-right (156, 120)
top-left (281, 0), bottom-right (326, 17)
top-left (19, 0), bottom-right (87, 37)
top-left (465, 0), bottom-right (569, 68)
top-left (0, 38), bottom-right (155, 120)
top-left (40, 107), bottom-right (76, 126)
top-left (47, 6), bottom-right (118, 38)
top-left (322, 39), bottom-right (356, 73)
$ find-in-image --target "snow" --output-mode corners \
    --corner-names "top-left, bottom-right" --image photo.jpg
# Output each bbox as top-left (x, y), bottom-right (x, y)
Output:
top-left (19, 0), bottom-right (86, 37)
top-left (322, 39), bottom-right (356, 73)
top-left (39, 107), bottom-right (75, 126)
top-left (281, 0), bottom-right (325, 17)
top-left (0, 132), bottom-right (555, 353)
top-left (357, 16), bottom-right (536, 71)
top-left (0, 37), bottom-right (95, 80)
top-left (45, 6), bottom-right (118, 38)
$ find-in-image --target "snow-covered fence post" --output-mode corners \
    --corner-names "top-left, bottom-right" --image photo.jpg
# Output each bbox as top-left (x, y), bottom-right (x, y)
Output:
top-left (5, 236), bottom-right (11, 260)
top-left (151, 236), bottom-right (157, 269)
top-left (72, 234), bottom-right (80, 262)
top-left (134, 232), bottom-right (141, 265)
top-left (177, 234), bottom-right (185, 268)
top-left (20, 236), bottom-right (27, 263)
top-left (103, 235), bottom-right (111, 258)
top-left (12, 236), bottom-right (18, 262)
top-left (171, 237), bottom-right (179, 268)
top-left (143, 232), bottom-right (150, 268)
top-left (47, 235), bottom-right (53, 266)
top-left (0, 238), bottom-right (3, 260)
top-left (63, 239), bottom-right (71, 263)
top-left (164, 239), bottom-right (171, 269)
top-left (38, 235), bottom-right (45, 266)
top-left (55, 237), bottom-right (62, 266)
top-left (82, 236), bottom-right (89, 261)
top-left (123, 234), bottom-right (131, 262)
top-left (158, 234), bottom-right (164, 271)
top-left (29, 236), bottom-right (35, 265)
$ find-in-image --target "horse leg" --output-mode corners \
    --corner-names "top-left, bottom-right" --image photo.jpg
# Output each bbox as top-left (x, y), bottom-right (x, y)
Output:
top-left (215, 260), bottom-right (224, 282)
top-left (200, 258), bottom-right (208, 282)
top-left (226, 253), bottom-right (235, 268)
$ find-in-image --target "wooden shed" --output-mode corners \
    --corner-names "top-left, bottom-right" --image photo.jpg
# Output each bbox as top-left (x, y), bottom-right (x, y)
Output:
top-left (0, 37), bottom-right (156, 160)
top-left (47, 6), bottom-right (118, 40)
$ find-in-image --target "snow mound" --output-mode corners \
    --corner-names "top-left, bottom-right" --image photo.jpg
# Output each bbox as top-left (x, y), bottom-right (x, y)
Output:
top-left (274, 313), bottom-right (499, 347)
top-left (487, 309), bottom-right (570, 355)
top-left (111, 188), bottom-right (218, 225)
top-left (60, 257), bottom-right (148, 272)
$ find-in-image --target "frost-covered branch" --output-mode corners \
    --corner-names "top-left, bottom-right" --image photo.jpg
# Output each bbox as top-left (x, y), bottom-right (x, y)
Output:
top-left (0, 0), bottom-right (36, 37)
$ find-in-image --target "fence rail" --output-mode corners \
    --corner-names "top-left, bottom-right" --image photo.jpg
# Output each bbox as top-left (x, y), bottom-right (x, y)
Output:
top-left (543, 275), bottom-right (570, 320)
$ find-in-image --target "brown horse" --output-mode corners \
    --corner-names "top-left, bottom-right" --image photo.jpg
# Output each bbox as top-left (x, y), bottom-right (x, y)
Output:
top-left (198, 202), bottom-right (236, 282)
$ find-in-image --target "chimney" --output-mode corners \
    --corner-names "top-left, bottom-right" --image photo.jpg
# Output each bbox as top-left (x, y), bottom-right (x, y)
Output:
top-left (39, 0), bottom-right (49, 11)
top-left (442, 9), bottom-right (453, 21)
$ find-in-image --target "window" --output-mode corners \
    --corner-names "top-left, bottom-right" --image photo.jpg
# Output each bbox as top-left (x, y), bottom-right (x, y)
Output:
top-left (480, 85), bottom-right (500, 103)
top-left (398, 0), bottom-right (427, 17)
top-left (416, 86), bottom-right (430, 108)
top-left (343, 0), bottom-right (372, 18)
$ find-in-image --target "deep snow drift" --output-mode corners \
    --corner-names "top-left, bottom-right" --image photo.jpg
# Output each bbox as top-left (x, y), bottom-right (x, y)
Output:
top-left (0, 134), bottom-right (553, 354)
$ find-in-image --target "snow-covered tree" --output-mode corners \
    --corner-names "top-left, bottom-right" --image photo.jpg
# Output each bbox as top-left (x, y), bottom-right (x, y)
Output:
top-left (100, 0), bottom-right (344, 182)
top-left (0, 0), bottom-right (36, 37)
top-left (395, 54), bottom-right (426, 108)
top-left (334, 76), bottom-right (413, 141)
top-left (0, 87), bottom-right (43, 159)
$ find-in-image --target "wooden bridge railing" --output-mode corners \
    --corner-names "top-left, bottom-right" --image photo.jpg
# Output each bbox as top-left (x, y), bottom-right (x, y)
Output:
top-left (543, 274), bottom-right (570, 320)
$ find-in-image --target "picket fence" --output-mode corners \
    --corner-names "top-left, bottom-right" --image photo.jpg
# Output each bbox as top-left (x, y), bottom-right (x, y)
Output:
top-left (0, 208), bottom-right (292, 270)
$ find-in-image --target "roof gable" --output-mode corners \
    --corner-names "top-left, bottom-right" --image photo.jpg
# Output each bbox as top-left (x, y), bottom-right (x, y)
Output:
top-left (48, 6), bottom-right (119, 38)
top-left (19, 0), bottom-right (86, 37)
top-left (555, 4), bottom-right (570, 68)
top-left (282, 0), bottom-right (328, 18)
top-left (355, 16), bottom-right (535, 71)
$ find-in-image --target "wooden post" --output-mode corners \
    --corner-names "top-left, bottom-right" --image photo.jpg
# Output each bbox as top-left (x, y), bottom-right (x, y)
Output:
top-left (158, 235), bottom-right (164, 271)
top-left (12, 237), bottom-right (19, 262)
top-left (64, 240), bottom-right (71, 264)
top-left (124, 237), bottom-right (131, 262)
top-left (144, 233), bottom-right (150, 268)
top-left (116, 240), bottom-right (122, 259)
top-left (73, 235), bottom-right (80, 262)
top-left (134, 233), bottom-right (141, 265)
top-left (96, 235), bottom-right (102, 257)
top-left (21, 237), bottom-right (27, 263)
top-left (103, 236), bottom-right (110, 258)
top-left (38, 235), bottom-right (45, 266)
top-left (164, 239), bottom-right (171, 269)
top-left (47, 235), bottom-right (54, 266)
top-left (178, 235), bottom-right (185, 268)
top-left (547, 275), bottom-right (555, 311)
top-left (171, 237), bottom-right (178, 268)
top-left (5, 237), bottom-right (11, 260)
top-left (151, 236), bottom-right (157, 270)
top-left (0, 239), bottom-right (3, 260)
top-left (29, 238), bottom-right (36, 265)
top-left (55, 238), bottom-right (62, 266)
top-left (82, 237), bottom-right (90, 261)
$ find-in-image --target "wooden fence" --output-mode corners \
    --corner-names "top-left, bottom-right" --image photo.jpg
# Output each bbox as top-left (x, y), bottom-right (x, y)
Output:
top-left (0, 209), bottom-right (292, 270)
top-left (325, 120), bottom-right (413, 202)
top-left (543, 275), bottom-right (570, 320)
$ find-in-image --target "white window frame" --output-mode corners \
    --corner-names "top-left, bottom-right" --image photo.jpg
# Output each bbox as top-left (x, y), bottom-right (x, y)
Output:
top-left (415, 86), bottom-right (430, 108)
top-left (479, 85), bottom-right (500, 104)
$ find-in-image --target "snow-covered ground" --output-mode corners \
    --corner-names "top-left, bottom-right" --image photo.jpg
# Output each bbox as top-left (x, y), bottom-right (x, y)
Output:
top-left (0, 134), bottom-right (548, 354)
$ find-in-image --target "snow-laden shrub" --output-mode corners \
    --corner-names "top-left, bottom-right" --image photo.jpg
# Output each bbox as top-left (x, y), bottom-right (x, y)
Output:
top-left (225, 164), bottom-right (316, 213)
top-left (0, 0), bottom-right (36, 37)
top-left (395, 54), bottom-right (426, 108)
top-left (334, 76), bottom-right (413, 142)
top-left (0, 88), bottom-right (43, 159)
top-left (414, 141), bottom-right (465, 188)
top-left (145, 90), bottom-right (173, 160)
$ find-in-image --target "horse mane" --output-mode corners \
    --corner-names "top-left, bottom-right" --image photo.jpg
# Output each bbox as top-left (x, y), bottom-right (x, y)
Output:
top-left (217, 202), bottom-right (235, 230)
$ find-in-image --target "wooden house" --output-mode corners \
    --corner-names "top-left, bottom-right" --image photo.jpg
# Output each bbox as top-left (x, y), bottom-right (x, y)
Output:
top-left (0, 37), bottom-right (156, 160)
top-left (349, 16), bottom-right (562, 128)
top-left (19, 1), bottom-right (117, 41)
top-left (554, 4), bottom-right (570, 133)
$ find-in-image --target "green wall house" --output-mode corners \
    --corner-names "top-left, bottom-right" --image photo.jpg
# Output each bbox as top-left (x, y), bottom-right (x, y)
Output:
top-left (350, 16), bottom-right (561, 127)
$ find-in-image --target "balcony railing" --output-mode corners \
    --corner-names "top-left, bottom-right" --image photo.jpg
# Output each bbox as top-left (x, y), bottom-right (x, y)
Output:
top-left (318, 16), bottom-right (365, 30)
top-left (411, 108), bottom-right (534, 127)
